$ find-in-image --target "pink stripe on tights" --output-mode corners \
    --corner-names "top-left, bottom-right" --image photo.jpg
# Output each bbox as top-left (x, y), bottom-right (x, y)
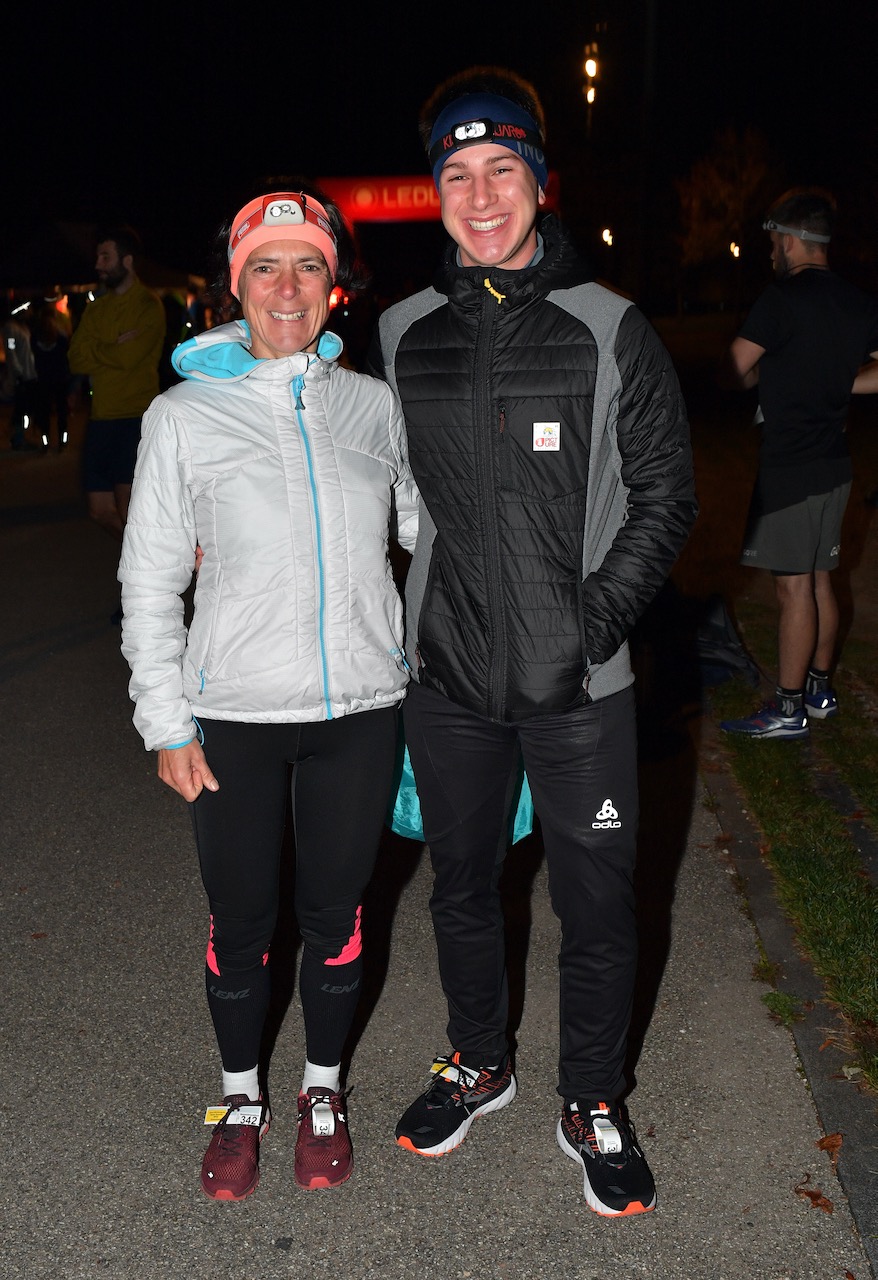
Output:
top-left (205, 914), bottom-right (269, 975)
top-left (325, 905), bottom-right (363, 966)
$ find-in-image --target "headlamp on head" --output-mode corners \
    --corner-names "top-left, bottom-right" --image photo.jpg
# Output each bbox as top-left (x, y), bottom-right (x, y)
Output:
top-left (227, 191), bottom-right (339, 298)
top-left (455, 119), bottom-right (490, 142)
top-left (762, 217), bottom-right (831, 244)
top-left (427, 92), bottom-right (548, 192)
top-left (262, 197), bottom-right (307, 226)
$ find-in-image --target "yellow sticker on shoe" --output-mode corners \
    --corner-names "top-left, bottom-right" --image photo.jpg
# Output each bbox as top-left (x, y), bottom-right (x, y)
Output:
top-left (203, 1104), bottom-right (263, 1126)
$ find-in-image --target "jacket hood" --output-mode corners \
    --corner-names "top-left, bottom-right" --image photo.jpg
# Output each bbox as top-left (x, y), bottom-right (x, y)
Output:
top-left (434, 214), bottom-right (594, 303)
top-left (171, 320), bottom-right (343, 383)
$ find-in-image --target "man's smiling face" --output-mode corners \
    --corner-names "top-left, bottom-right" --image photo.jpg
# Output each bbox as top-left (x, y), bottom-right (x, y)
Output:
top-left (438, 144), bottom-right (545, 271)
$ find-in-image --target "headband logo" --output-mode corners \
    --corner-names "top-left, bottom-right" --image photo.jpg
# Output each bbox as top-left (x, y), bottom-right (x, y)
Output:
top-left (264, 199), bottom-right (306, 226)
top-left (494, 124), bottom-right (527, 140)
top-left (234, 218), bottom-right (252, 245)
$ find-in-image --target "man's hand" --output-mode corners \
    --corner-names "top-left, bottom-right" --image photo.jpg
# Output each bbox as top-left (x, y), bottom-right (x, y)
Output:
top-left (157, 740), bottom-right (219, 802)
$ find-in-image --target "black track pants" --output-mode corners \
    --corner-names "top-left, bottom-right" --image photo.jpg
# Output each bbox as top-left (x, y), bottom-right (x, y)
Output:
top-left (403, 681), bottom-right (639, 1104)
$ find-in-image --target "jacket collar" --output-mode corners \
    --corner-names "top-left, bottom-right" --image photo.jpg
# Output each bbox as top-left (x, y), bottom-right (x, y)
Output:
top-left (434, 215), bottom-right (594, 309)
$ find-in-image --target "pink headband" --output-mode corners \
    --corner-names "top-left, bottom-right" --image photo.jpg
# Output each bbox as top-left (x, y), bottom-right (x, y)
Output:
top-left (228, 192), bottom-right (338, 297)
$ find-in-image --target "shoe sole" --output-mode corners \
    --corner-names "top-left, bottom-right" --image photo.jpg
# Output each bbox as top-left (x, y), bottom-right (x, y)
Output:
top-left (556, 1120), bottom-right (656, 1217)
top-left (720, 724), bottom-right (809, 739)
top-left (396, 1075), bottom-right (518, 1157)
top-left (295, 1165), bottom-right (353, 1191)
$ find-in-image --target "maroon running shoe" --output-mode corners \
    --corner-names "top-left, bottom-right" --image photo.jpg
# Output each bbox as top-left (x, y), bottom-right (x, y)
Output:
top-left (200, 1094), bottom-right (270, 1201)
top-left (295, 1088), bottom-right (353, 1190)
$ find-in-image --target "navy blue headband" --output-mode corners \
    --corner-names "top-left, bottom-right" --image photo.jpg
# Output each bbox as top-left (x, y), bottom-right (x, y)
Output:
top-left (427, 93), bottom-right (547, 191)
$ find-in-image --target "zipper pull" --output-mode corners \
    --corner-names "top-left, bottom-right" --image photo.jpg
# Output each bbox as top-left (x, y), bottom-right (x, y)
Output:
top-left (483, 277), bottom-right (506, 305)
top-left (499, 403), bottom-right (507, 435)
top-left (292, 374), bottom-right (305, 410)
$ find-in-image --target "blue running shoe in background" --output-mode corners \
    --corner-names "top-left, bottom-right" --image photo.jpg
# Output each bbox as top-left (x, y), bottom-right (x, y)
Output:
top-left (804, 688), bottom-right (838, 719)
top-left (719, 701), bottom-right (808, 739)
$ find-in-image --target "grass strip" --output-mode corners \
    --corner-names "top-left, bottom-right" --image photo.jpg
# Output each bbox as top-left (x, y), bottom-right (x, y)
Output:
top-left (709, 677), bottom-right (878, 1091)
top-left (733, 599), bottom-right (878, 832)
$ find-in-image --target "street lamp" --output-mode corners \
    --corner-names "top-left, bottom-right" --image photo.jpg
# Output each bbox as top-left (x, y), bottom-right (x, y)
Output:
top-left (583, 42), bottom-right (599, 135)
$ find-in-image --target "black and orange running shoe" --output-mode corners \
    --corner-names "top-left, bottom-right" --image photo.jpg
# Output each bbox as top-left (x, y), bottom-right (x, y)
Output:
top-left (395, 1051), bottom-right (517, 1157)
top-left (200, 1094), bottom-right (270, 1201)
top-left (295, 1088), bottom-right (353, 1189)
top-left (557, 1100), bottom-right (656, 1216)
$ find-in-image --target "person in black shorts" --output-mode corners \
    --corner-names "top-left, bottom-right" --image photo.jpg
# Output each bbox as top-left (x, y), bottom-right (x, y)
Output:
top-left (720, 188), bottom-right (878, 740)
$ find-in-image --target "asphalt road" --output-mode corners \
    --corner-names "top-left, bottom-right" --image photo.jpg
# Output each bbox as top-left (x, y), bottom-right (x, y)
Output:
top-left (2, 430), bottom-right (875, 1280)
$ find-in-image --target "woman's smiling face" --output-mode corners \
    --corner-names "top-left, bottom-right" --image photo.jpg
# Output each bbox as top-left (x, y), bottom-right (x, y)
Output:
top-left (237, 240), bottom-right (332, 358)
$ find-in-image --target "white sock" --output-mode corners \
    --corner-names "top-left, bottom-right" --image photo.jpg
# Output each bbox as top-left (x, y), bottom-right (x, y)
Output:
top-left (222, 1066), bottom-right (260, 1102)
top-left (301, 1059), bottom-right (341, 1094)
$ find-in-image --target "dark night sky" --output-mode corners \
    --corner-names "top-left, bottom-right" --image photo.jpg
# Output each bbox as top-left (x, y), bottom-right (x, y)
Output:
top-left (7, 0), bottom-right (877, 286)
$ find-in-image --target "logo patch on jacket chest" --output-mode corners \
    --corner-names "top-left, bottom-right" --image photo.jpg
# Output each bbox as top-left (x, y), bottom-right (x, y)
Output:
top-left (533, 423), bottom-right (560, 451)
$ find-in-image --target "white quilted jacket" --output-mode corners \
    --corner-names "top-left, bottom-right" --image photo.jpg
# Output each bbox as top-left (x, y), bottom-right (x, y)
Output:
top-left (119, 323), bottom-right (419, 751)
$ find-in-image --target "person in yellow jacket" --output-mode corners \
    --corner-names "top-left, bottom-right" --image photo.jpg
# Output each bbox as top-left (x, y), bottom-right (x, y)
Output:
top-left (69, 226), bottom-right (164, 549)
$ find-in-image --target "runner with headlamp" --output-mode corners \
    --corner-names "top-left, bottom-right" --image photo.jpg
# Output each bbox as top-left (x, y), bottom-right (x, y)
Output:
top-left (119, 182), bottom-right (418, 1198)
top-left (721, 188), bottom-right (878, 739)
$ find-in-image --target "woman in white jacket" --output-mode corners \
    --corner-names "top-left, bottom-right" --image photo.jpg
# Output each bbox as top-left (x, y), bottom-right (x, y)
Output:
top-left (119, 185), bottom-right (418, 1200)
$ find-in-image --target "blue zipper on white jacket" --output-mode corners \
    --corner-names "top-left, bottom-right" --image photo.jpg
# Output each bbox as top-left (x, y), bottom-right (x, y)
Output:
top-left (293, 370), bottom-right (333, 719)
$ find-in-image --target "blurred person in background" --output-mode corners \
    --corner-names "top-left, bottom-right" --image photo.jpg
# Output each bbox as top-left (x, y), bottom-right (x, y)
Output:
top-left (2, 301), bottom-right (38, 451)
top-left (720, 189), bottom-right (878, 740)
top-left (69, 225), bottom-right (164, 619)
top-left (32, 302), bottom-right (72, 452)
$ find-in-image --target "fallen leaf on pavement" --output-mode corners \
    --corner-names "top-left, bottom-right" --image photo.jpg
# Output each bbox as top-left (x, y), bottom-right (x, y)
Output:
top-left (817, 1132), bottom-right (843, 1170)
top-left (793, 1172), bottom-right (834, 1213)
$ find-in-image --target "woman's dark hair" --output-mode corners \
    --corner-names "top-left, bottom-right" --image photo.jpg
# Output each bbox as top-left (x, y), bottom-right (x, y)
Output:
top-left (206, 176), bottom-right (369, 319)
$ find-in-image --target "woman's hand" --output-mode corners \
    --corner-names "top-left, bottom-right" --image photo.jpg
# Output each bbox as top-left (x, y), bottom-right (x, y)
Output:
top-left (157, 741), bottom-right (220, 802)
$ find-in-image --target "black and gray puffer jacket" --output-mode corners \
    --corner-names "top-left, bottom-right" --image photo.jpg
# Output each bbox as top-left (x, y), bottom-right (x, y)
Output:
top-left (369, 215), bottom-right (697, 724)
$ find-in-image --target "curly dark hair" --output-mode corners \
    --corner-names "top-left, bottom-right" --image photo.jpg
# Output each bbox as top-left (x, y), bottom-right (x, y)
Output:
top-left (418, 66), bottom-right (546, 153)
top-left (206, 177), bottom-right (369, 319)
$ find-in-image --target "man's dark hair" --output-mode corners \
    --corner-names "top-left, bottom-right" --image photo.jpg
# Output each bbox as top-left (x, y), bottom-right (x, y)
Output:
top-left (766, 188), bottom-right (837, 243)
top-left (95, 224), bottom-right (143, 261)
top-left (207, 176), bottom-right (369, 317)
top-left (418, 66), bottom-right (546, 151)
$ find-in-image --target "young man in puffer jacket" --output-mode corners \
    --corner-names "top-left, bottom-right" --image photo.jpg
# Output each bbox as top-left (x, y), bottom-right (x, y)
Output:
top-left (369, 66), bottom-right (697, 1217)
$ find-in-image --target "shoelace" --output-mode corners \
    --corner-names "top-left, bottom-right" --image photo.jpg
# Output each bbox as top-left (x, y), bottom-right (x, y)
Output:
top-left (571, 1107), bottom-right (632, 1163)
top-left (424, 1056), bottom-right (481, 1106)
top-left (212, 1105), bottom-right (260, 1154)
top-left (300, 1088), bottom-right (349, 1138)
